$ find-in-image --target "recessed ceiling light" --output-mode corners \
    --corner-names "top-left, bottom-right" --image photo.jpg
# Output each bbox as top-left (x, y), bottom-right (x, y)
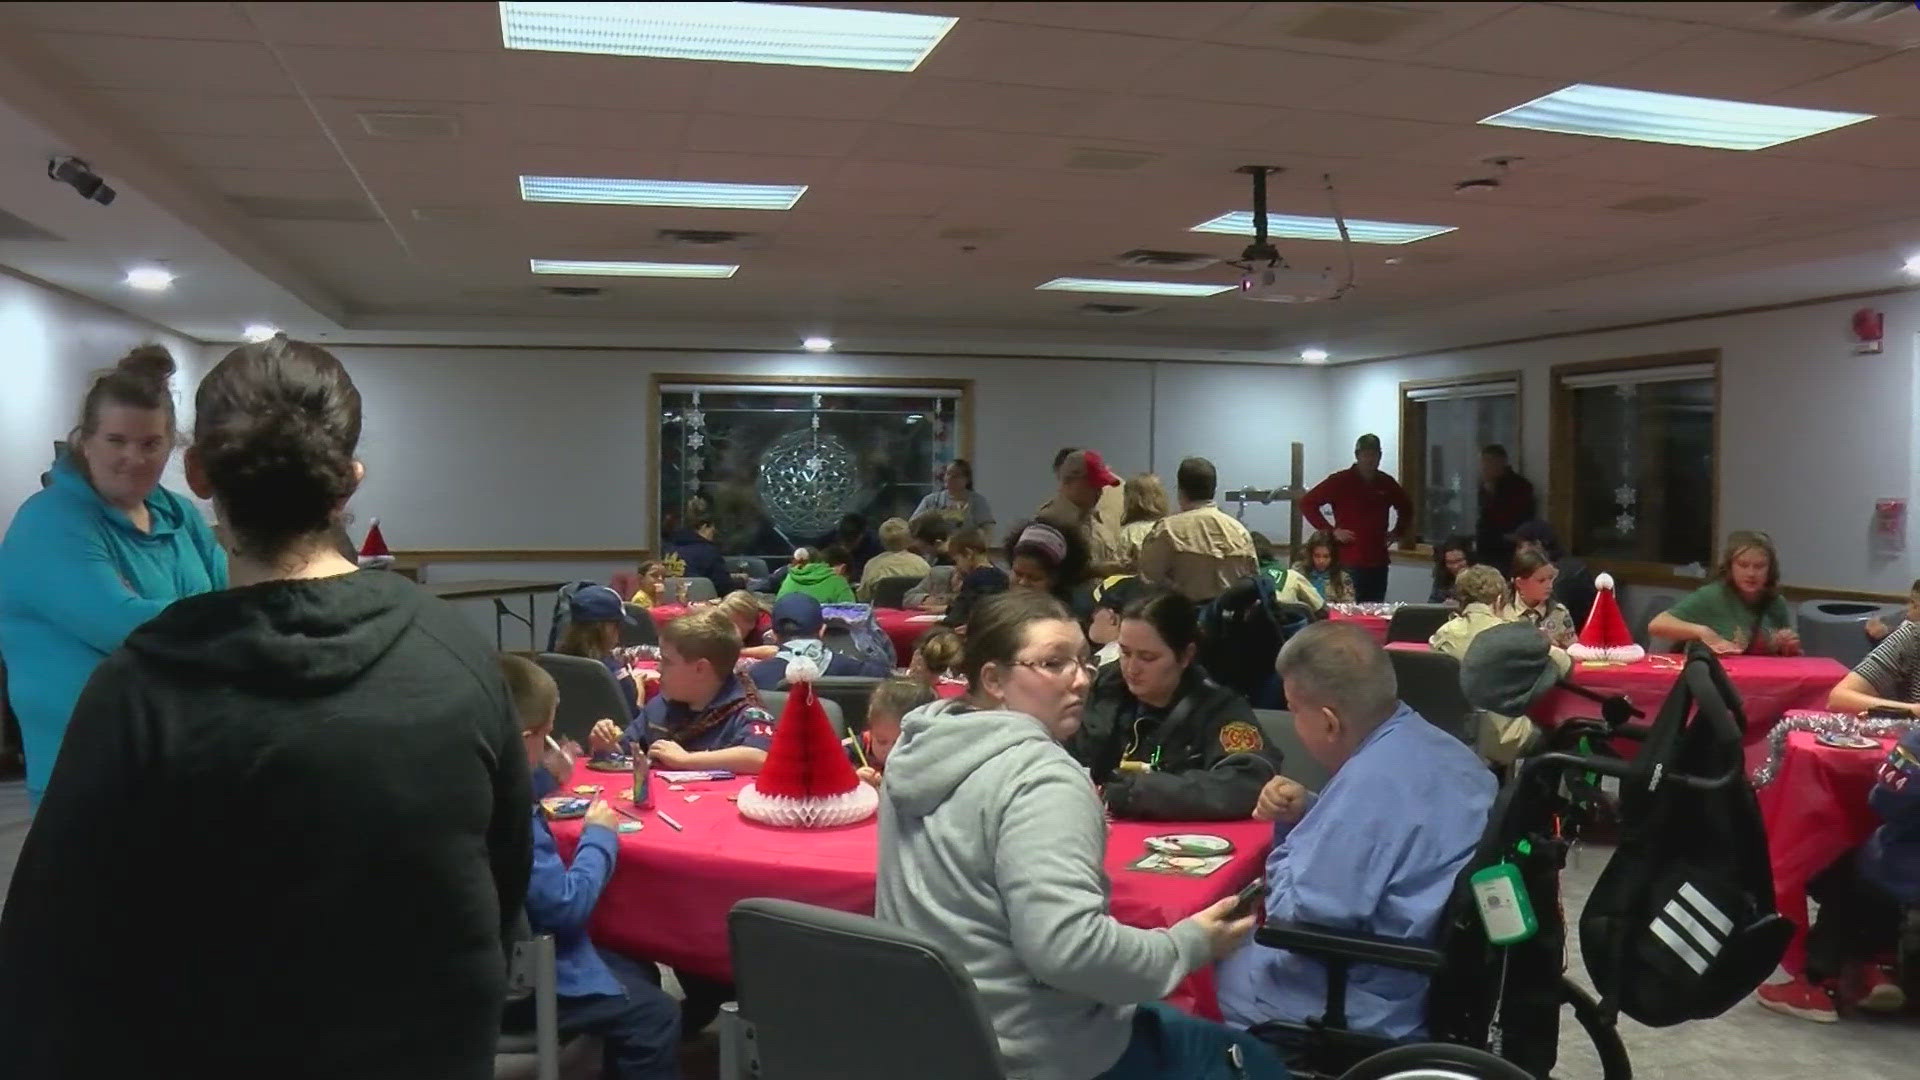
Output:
top-left (499, 1), bottom-right (958, 73)
top-left (1190, 212), bottom-right (1455, 245)
top-left (802, 336), bottom-right (834, 352)
top-left (1036, 277), bottom-right (1235, 297)
top-left (520, 176), bottom-right (806, 210)
top-left (124, 266), bottom-right (175, 291)
top-left (1904, 254), bottom-right (1920, 277)
top-left (1300, 347), bottom-right (1330, 363)
top-left (1479, 83), bottom-right (1873, 151)
top-left (530, 259), bottom-right (738, 278)
top-left (242, 324), bottom-right (279, 342)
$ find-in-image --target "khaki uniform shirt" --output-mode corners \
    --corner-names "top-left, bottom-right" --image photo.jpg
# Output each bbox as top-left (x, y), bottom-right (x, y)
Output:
top-left (857, 550), bottom-right (931, 602)
top-left (1035, 493), bottom-right (1124, 577)
top-left (1136, 502), bottom-right (1257, 603)
top-left (1429, 603), bottom-right (1572, 764)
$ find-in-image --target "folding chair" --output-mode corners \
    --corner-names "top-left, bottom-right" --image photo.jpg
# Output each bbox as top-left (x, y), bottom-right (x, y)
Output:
top-left (1386, 648), bottom-right (1477, 746)
top-left (1385, 604), bottom-right (1452, 644)
top-left (536, 653), bottom-right (634, 745)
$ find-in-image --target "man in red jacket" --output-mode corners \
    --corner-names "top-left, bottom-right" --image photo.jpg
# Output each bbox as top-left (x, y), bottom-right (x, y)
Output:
top-left (1300, 433), bottom-right (1411, 602)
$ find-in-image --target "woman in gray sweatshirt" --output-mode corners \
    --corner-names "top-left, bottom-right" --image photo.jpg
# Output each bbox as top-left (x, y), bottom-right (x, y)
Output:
top-left (875, 590), bottom-right (1288, 1080)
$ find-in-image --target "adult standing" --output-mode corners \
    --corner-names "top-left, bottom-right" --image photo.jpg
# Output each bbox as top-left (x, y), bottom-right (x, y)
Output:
top-left (1475, 444), bottom-right (1536, 576)
top-left (0, 336), bottom-right (532, 1078)
top-left (1037, 448), bottom-right (1123, 579)
top-left (1299, 434), bottom-right (1410, 602)
top-left (911, 458), bottom-right (996, 534)
top-left (1137, 457), bottom-right (1258, 604)
top-left (876, 590), bottom-right (1286, 1080)
top-left (0, 346), bottom-right (226, 807)
top-left (1115, 473), bottom-right (1169, 572)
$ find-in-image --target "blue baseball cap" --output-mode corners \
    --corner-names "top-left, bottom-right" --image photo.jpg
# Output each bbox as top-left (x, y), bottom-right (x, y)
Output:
top-left (569, 584), bottom-right (636, 625)
top-left (771, 592), bottom-right (825, 638)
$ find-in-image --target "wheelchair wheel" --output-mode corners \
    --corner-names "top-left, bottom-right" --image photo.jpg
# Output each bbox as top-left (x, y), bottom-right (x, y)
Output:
top-left (1559, 976), bottom-right (1632, 1080)
top-left (1338, 1042), bottom-right (1533, 1080)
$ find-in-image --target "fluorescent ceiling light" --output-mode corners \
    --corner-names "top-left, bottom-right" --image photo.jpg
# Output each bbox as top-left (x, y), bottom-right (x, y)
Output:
top-left (1299, 347), bottom-right (1329, 363)
top-left (530, 259), bottom-right (738, 278)
top-left (124, 266), bottom-right (175, 291)
top-left (1189, 212), bottom-right (1455, 246)
top-left (242, 324), bottom-right (279, 342)
top-left (1904, 255), bottom-right (1920, 277)
top-left (1036, 277), bottom-right (1235, 297)
top-left (499, 2), bottom-right (958, 73)
top-left (802, 336), bottom-right (834, 352)
top-left (521, 175), bottom-right (806, 210)
top-left (1479, 83), bottom-right (1873, 151)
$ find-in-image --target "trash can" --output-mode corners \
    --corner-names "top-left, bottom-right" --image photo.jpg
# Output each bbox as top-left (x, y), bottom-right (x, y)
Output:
top-left (1797, 599), bottom-right (1904, 668)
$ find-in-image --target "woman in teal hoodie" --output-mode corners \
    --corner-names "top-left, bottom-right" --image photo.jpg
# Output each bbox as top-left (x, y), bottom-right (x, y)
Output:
top-left (0, 346), bottom-right (226, 805)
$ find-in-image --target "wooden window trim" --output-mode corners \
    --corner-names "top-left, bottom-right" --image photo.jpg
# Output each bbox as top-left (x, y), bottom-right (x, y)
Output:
top-left (645, 373), bottom-right (975, 546)
top-left (1548, 348), bottom-right (1720, 572)
top-left (1395, 370), bottom-right (1524, 552)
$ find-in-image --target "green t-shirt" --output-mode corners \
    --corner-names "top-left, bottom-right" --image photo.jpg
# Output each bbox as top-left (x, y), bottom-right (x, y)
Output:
top-left (1666, 581), bottom-right (1793, 652)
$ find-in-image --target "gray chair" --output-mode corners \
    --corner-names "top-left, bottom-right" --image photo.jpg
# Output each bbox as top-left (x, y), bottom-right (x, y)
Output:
top-left (495, 917), bottom-right (598, 1080)
top-left (1254, 708), bottom-right (1330, 793)
top-left (866, 575), bottom-right (925, 610)
top-left (1385, 604), bottom-right (1452, 644)
top-left (1630, 593), bottom-right (1676, 650)
top-left (667, 577), bottom-right (720, 604)
top-left (808, 676), bottom-right (885, 732)
top-left (757, 689), bottom-right (847, 738)
top-left (721, 898), bottom-right (1006, 1080)
top-left (1387, 648), bottom-right (1476, 746)
top-left (536, 653), bottom-right (634, 745)
top-left (618, 604), bottom-right (658, 648)
top-left (726, 556), bottom-right (770, 581)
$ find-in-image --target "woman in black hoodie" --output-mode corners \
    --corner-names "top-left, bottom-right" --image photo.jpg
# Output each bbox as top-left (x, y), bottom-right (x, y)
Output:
top-left (0, 337), bottom-right (532, 1079)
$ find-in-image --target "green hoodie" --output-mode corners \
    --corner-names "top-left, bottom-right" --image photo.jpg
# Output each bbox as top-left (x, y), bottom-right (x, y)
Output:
top-left (776, 561), bottom-right (855, 604)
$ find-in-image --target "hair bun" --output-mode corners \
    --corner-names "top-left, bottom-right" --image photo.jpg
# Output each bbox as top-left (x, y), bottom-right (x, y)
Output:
top-left (117, 344), bottom-right (177, 384)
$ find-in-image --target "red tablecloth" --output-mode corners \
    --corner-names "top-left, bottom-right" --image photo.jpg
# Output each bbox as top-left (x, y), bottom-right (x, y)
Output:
top-left (1532, 655), bottom-right (1845, 770)
top-left (1755, 730), bottom-right (1891, 977)
top-left (1328, 609), bottom-right (1388, 644)
top-left (550, 766), bottom-right (1270, 1018)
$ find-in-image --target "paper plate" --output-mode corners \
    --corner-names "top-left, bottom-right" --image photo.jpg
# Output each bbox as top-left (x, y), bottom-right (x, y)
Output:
top-left (1144, 833), bottom-right (1234, 857)
top-left (586, 757), bottom-right (633, 772)
top-left (1816, 732), bottom-right (1882, 750)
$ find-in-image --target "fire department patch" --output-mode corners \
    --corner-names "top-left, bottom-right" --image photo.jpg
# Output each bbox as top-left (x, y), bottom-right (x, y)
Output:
top-left (1218, 721), bottom-right (1263, 754)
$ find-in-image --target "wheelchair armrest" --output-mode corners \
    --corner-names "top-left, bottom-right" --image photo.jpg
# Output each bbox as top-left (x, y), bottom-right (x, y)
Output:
top-left (1255, 919), bottom-right (1446, 973)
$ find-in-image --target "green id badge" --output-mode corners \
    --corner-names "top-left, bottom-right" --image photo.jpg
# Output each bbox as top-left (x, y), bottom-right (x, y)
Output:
top-left (1470, 862), bottom-right (1538, 945)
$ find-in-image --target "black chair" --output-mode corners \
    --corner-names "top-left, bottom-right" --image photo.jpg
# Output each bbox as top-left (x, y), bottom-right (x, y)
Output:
top-left (1253, 708), bottom-right (1330, 793)
top-left (1386, 648), bottom-right (1476, 746)
top-left (758, 689), bottom-right (847, 737)
top-left (619, 604), bottom-right (658, 648)
top-left (866, 575), bottom-right (925, 610)
top-left (1384, 604), bottom-right (1451, 644)
top-left (721, 898), bottom-right (1007, 1080)
top-left (808, 676), bottom-right (884, 732)
top-left (536, 653), bottom-right (634, 745)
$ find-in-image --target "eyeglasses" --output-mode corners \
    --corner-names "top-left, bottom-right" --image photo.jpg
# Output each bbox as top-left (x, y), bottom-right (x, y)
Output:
top-left (1011, 657), bottom-right (1096, 680)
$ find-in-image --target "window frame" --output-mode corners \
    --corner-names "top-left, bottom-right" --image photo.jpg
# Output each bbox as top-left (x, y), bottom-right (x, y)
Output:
top-left (1547, 348), bottom-right (1721, 583)
top-left (644, 372), bottom-right (975, 547)
top-left (1396, 369), bottom-right (1524, 552)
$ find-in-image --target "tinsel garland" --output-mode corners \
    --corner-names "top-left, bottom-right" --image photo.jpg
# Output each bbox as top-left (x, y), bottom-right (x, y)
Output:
top-left (1749, 711), bottom-right (1914, 788)
top-left (1328, 602), bottom-right (1401, 618)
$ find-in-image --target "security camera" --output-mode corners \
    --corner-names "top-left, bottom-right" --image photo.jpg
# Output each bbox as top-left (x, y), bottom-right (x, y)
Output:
top-left (47, 156), bottom-right (115, 206)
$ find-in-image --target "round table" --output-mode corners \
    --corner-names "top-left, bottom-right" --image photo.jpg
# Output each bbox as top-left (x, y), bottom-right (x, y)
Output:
top-left (1755, 728), bottom-right (1896, 977)
top-left (1327, 607), bottom-right (1391, 644)
top-left (549, 766), bottom-right (1270, 1019)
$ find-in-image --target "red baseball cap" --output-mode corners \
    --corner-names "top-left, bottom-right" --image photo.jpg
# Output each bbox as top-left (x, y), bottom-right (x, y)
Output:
top-left (1063, 449), bottom-right (1121, 488)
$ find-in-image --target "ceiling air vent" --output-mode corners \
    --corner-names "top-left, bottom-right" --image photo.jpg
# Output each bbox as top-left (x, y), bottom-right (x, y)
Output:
top-left (1608, 194), bottom-right (1705, 213)
top-left (543, 285), bottom-right (605, 300)
top-left (1079, 302), bottom-right (1154, 317)
top-left (1064, 147), bottom-right (1160, 171)
top-left (356, 110), bottom-right (463, 140)
top-left (1773, 2), bottom-right (1912, 24)
top-left (658, 228), bottom-right (752, 246)
top-left (0, 207), bottom-right (60, 241)
top-left (229, 194), bottom-right (379, 222)
top-left (1281, 4), bottom-right (1434, 46)
top-left (1115, 248), bottom-right (1219, 272)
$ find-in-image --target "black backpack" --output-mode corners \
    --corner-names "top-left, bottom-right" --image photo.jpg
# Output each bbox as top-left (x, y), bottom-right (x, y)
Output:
top-left (1197, 575), bottom-right (1311, 709)
top-left (1577, 643), bottom-right (1793, 1027)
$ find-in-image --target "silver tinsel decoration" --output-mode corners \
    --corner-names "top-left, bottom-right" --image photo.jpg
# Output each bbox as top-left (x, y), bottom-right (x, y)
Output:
top-left (757, 428), bottom-right (858, 537)
top-left (1328, 602), bottom-right (1401, 618)
top-left (1749, 711), bottom-right (1913, 788)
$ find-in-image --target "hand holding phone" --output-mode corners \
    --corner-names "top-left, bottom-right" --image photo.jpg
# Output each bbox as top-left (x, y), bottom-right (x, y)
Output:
top-left (1228, 878), bottom-right (1269, 919)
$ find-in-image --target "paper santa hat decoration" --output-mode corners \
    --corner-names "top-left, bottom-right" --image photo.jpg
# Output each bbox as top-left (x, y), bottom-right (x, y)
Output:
top-left (736, 657), bottom-right (878, 829)
top-left (1567, 572), bottom-right (1645, 664)
top-left (357, 519), bottom-right (393, 569)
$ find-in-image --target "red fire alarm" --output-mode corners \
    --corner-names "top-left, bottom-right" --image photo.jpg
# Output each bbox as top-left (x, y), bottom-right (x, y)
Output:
top-left (1852, 307), bottom-right (1884, 354)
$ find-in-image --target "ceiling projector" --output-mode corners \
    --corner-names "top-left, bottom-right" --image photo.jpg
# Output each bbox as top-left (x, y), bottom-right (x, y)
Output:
top-left (1239, 263), bottom-right (1337, 303)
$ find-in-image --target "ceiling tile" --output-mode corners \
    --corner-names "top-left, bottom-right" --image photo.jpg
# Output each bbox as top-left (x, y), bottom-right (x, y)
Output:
top-left (1, 3), bottom-right (259, 40)
top-left (166, 133), bottom-right (344, 171)
top-left (915, 21), bottom-right (1188, 91)
top-left (1068, 96), bottom-right (1281, 147)
top-left (1772, 50), bottom-right (1920, 119)
top-left (851, 124), bottom-right (1065, 170)
top-left (1307, 63), bottom-right (1560, 123)
top-left (1592, 27), bottom-right (1894, 99)
top-left (86, 89), bottom-right (314, 137)
top-left (682, 115), bottom-right (869, 159)
top-left (700, 66), bottom-right (911, 120)
top-left (1766, 116), bottom-right (1920, 169)
top-left (31, 31), bottom-right (290, 92)
top-left (487, 105), bottom-right (690, 152)
top-left (245, 2), bottom-right (502, 51)
top-left (1412, 3), bottom-right (1702, 79)
top-left (883, 79), bottom-right (1103, 135)
top-left (1134, 43), bottom-right (1373, 106)
top-left (1199, 2), bottom-right (1516, 56)
top-left (982, 2), bottom-right (1252, 38)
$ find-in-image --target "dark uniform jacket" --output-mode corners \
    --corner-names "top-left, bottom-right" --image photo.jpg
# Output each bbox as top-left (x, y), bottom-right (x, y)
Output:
top-left (1068, 663), bottom-right (1281, 821)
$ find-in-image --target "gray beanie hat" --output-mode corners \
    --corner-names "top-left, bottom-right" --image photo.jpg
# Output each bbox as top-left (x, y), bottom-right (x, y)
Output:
top-left (1461, 622), bottom-right (1562, 715)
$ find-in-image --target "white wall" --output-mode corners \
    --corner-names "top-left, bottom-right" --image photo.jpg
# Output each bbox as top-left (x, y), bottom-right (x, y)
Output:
top-left (1325, 292), bottom-right (1920, 597)
top-left (309, 345), bottom-right (1330, 554)
top-left (0, 270), bottom-right (203, 525)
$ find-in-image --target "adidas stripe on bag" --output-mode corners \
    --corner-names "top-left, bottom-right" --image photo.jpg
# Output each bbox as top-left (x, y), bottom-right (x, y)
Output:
top-left (1647, 882), bottom-right (1734, 975)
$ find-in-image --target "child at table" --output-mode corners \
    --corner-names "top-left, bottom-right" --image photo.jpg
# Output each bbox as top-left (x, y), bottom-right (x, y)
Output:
top-left (560, 585), bottom-right (644, 721)
top-left (714, 590), bottom-right (778, 661)
top-left (628, 560), bottom-right (669, 609)
top-left (589, 609), bottom-right (774, 774)
top-left (501, 654), bottom-right (681, 1079)
top-left (907, 626), bottom-right (964, 682)
top-left (847, 677), bottom-right (935, 787)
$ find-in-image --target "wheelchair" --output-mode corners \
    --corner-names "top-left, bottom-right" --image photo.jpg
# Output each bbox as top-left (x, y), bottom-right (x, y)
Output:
top-left (1248, 653), bottom-right (1748, 1079)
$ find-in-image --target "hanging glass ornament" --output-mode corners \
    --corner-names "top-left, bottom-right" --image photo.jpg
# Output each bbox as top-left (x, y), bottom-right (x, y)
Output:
top-left (759, 429), bottom-right (858, 536)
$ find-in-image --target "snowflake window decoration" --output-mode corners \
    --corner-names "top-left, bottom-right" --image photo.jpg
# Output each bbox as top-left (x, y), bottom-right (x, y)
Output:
top-left (1615, 512), bottom-right (1636, 536)
top-left (1614, 484), bottom-right (1636, 508)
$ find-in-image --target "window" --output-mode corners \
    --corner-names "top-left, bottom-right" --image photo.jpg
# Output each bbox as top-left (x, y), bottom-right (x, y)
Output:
top-left (1550, 351), bottom-right (1717, 568)
top-left (649, 376), bottom-right (971, 562)
top-left (1398, 374), bottom-right (1521, 546)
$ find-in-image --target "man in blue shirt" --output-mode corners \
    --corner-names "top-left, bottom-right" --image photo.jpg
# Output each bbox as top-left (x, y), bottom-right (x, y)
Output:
top-left (1217, 622), bottom-right (1495, 1041)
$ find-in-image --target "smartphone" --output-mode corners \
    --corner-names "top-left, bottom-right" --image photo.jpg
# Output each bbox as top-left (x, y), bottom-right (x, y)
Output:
top-left (1228, 878), bottom-right (1269, 919)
